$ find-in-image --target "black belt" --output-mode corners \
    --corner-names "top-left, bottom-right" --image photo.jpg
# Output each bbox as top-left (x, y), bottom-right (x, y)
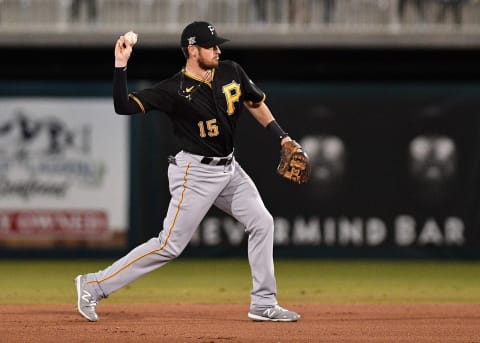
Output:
top-left (201, 156), bottom-right (233, 166)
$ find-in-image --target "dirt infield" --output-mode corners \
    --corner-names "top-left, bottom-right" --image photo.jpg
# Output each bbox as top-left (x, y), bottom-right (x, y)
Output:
top-left (1, 304), bottom-right (480, 342)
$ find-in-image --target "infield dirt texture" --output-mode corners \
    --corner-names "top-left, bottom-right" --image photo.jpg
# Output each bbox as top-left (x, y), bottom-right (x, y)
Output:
top-left (1, 259), bottom-right (480, 342)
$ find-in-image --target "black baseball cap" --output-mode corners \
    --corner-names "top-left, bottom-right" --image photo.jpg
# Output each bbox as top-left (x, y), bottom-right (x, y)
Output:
top-left (180, 21), bottom-right (229, 48)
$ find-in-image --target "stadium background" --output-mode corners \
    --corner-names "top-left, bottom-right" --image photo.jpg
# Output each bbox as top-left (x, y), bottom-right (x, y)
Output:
top-left (1, 0), bottom-right (480, 260)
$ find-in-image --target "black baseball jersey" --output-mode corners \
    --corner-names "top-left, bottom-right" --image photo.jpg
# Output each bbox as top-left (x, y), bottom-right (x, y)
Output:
top-left (129, 60), bottom-right (265, 157)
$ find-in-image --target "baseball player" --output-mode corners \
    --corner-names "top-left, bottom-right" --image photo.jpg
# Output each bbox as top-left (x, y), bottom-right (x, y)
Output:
top-left (75, 21), bottom-right (308, 322)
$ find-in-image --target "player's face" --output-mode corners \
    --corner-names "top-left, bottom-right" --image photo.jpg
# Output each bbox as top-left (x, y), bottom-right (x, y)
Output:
top-left (196, 45), bottom-right (221, 70)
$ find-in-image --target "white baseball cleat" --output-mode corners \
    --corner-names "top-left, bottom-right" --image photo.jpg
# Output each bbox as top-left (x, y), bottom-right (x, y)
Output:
top-left (74, 274), bottom-right (99, 322)
top-left (248, 305), bottom-right (301, 322)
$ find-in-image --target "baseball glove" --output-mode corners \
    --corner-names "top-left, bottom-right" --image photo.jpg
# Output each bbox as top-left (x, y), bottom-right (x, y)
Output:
top-left (277, 140), bottom-right (310, 184)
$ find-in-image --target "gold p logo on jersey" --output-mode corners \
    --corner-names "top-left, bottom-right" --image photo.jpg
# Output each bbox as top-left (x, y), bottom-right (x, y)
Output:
top-left (222, 81), bottom-right (241, 115)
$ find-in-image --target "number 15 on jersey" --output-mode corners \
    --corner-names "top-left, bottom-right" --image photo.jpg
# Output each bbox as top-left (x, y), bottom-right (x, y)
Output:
top-left (198, 119), bottom-right (219, 138)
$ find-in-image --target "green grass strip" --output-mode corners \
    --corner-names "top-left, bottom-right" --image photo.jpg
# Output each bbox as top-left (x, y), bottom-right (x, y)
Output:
top-left (1, 259), bottom-right (480, 304)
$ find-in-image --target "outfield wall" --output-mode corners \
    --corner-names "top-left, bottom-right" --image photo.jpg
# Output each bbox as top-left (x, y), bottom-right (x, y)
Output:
top-left (1, 47), bottom-right (480, 259)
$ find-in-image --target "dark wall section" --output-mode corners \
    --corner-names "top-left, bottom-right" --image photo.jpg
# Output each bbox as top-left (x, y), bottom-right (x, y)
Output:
top-left (130, 81), bottom-right (480, 259)
top-left (3, 47), bottom-right (480, 82)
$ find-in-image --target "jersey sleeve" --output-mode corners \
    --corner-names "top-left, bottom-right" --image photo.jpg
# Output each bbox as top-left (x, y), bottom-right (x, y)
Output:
top-left (234, 62), bottom-right (266, 105)
top-left (130, 80), bottom-right (175, 114)
top-left (113, 68), bottom-right (144, 115)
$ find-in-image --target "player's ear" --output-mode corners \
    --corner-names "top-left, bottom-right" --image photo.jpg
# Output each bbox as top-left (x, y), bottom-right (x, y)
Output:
top-left (187, 45), bottom-right (193, 57)
top-left (187, 45), bottom-right (200, 58)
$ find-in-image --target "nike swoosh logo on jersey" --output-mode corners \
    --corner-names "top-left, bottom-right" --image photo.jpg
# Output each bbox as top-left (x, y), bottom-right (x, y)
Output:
top-left (186, 86), bottom-right (195, 93)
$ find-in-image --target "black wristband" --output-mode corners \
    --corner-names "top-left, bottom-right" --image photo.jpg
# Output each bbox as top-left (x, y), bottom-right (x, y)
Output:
top-left (266, 120), bottom-right (289, 140)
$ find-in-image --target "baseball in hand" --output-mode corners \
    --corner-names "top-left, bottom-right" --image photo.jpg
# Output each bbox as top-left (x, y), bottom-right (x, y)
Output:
top-left (124, 31), bottom-right (138, 46)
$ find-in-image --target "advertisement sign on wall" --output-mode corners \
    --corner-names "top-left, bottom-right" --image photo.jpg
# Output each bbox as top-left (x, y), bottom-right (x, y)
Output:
top-left (0, 98), bottom-right (129, 248)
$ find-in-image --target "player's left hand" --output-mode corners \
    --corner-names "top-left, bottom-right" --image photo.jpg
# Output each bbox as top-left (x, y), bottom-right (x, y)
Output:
top-left (277, 139), bottom-right (311, 184)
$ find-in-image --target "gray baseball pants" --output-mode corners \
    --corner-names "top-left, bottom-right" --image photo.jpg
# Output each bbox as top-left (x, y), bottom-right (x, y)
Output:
top-left (86, 150), bottom-right (278, 309)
